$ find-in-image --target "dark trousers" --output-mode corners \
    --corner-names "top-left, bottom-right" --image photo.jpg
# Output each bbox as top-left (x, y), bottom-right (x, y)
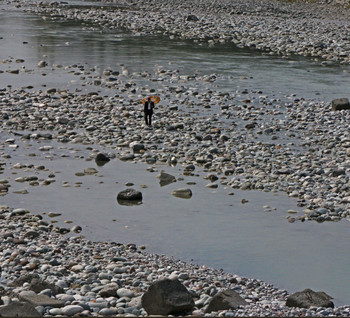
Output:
top-left (144, 111), bottom-right (153, 126)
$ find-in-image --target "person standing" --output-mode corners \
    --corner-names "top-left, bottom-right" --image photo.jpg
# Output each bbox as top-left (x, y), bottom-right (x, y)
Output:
top-left (144, 97), bottom-right (154, 127)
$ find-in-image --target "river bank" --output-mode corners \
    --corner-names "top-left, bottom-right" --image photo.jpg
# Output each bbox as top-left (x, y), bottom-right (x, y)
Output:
top-left (0, 207), bottom-right (350, 316)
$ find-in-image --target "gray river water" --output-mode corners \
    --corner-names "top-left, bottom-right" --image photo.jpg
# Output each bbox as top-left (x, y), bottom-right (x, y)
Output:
top-left (1, 1), bottom-right (350, 306)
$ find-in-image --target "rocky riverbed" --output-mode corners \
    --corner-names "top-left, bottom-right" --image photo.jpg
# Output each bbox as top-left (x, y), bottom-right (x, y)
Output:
top-left (1, 66), bottom-right (350, 224)
top-left (1, 0), bottom-right (350, 316)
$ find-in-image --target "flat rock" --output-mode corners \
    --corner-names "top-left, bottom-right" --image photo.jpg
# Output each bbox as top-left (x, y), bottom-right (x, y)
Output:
top-left (0, 302), bottom-right (41, 317)
top-left (84, 167), bottom-right (98, 175)
top-left (19, 293), bottom-right (65, 308)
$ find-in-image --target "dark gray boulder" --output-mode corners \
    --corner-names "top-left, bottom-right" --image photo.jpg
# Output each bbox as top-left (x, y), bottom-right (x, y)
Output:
top-left (186, 14), bottom-right (199, 21)
top-left (117, 188), bottom-right (142, 200)
top-left (0, 302), bottom-right (41, 317)
top-left (245, 122), bottom-right (256, 129)
top-left (141, 279), bottom-right (194, 315)
top-left (130, 142), bottom-right (145, 154)
top-left (331, 98), bottom-right (350, 111)
top-left (95, 153), bottom-right (110, 166)
top-left (117, 188), bottom-right (142, 205)
top-left (204, 289), bottom-right (248, 313)
top-left (286, 289), bottom-right (334, 308)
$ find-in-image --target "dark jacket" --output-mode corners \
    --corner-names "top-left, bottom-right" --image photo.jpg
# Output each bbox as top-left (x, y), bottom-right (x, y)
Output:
top-left (144, 101), bottom-right (154, 113)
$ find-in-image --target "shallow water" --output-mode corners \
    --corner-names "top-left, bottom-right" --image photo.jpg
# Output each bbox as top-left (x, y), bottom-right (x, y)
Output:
top-left (2, 3), bottom-right (350, 101)
top-left (1, 133), bottom-right (350, 306)
top-left (1, 2), bottom-right (350, 306)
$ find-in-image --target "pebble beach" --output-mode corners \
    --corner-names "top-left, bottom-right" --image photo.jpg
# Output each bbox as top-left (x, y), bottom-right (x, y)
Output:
top-left (1, 0), bottom-right (350, 316)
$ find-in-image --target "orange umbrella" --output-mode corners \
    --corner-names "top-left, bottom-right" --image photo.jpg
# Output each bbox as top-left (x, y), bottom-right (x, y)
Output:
top-left (142, 95), bottom-right (160, 105)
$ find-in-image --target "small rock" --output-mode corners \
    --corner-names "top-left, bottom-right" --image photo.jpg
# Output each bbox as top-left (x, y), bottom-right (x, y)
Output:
top-left (117, 288), bottom-right (135, 298)
top-left (61, 304), bottom-right (84, 316)
top-left (157, 171), bottom-right (176, 186)
top-left (171, 188), bottom-right (192, 199)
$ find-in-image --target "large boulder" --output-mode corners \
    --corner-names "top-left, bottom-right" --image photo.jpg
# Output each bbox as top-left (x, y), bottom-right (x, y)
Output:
top-left (141, 279), bottom-right (194, 315)
top-left (286, 289), bottom-right (334, 308)
top-left (204, 289), bottom-right (248, 313)
top-left (331, 98), bottom-right (350, 111)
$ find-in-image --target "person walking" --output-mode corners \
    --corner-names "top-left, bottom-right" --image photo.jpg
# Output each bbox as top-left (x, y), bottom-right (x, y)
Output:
top-left (144, 97), bottom-right (154, 127)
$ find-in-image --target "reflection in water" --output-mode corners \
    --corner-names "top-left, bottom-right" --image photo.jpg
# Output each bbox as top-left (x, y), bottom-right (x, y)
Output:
top-left (117, 199), bottom-right (143, 206)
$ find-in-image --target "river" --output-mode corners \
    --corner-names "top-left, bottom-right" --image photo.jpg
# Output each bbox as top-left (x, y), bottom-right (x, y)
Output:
top-left (1, 0), bottom-right (350, 306)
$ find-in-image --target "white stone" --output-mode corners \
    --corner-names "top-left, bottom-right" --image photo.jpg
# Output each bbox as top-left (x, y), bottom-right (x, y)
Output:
top-left (117, 288), bottom-right (135, 298)
top-left (61, 305), bottom-right (84, 316)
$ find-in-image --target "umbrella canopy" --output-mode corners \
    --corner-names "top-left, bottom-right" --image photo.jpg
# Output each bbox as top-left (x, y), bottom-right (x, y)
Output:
top-left (142, 95), bottom-right (160, 105)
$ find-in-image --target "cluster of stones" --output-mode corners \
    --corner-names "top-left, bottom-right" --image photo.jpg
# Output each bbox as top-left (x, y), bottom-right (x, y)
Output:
top-left (1, 207), bottom-right (350, 317)
top-left (19, 0), bottom-right (350, 65)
